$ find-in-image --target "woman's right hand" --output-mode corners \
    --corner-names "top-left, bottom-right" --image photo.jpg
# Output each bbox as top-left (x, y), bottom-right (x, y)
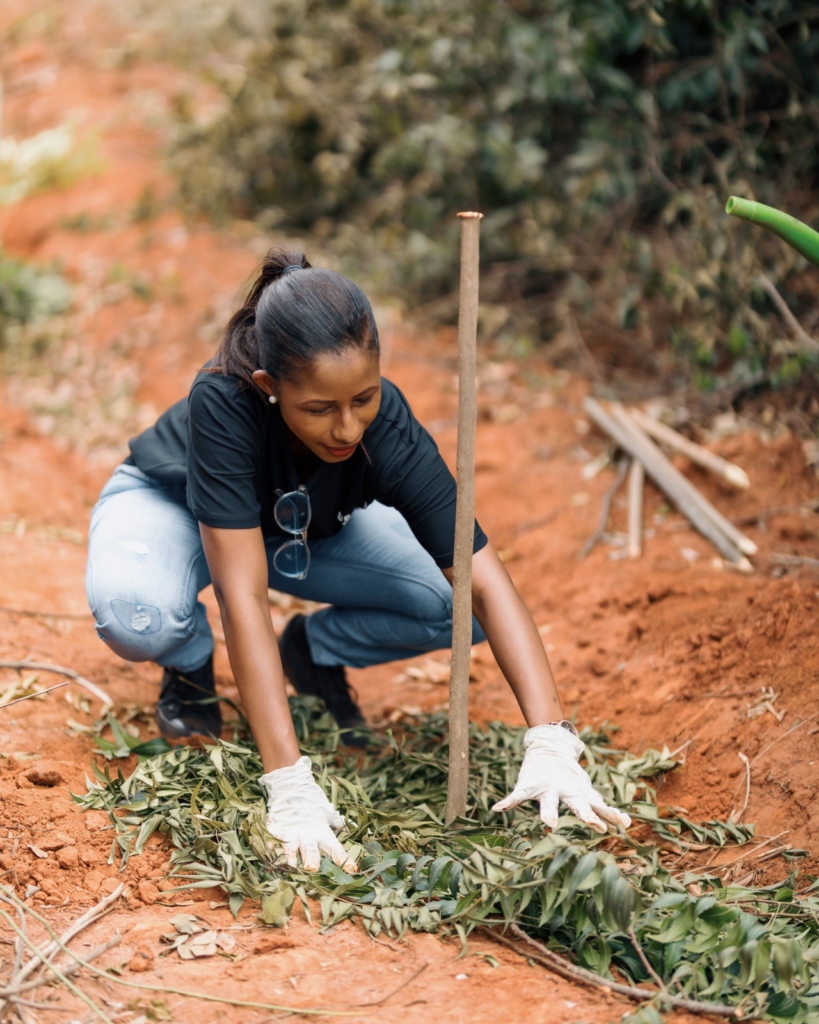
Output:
top-left (260, 755), bottom-right (358, 873)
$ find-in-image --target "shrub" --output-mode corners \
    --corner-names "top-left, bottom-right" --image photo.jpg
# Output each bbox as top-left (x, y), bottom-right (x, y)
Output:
top-left (166, 0), bottom-right (819, 387)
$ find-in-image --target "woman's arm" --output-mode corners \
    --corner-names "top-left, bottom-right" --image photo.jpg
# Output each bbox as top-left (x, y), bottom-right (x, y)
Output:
top-left (444, 543), bottom-right (631, 832)
top-left (201, 524), bottom-right (357, 870)
top-left (442, 543), bottom-right (564, 726)
top-left (199, 524), bottom-right (301, 771)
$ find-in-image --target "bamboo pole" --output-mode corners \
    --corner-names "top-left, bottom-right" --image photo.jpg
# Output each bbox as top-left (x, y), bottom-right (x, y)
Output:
top-left (617, 408), bottom-right (757, 556)
top-left (627, 458), bottom-right (644, 558)
top-left (583, 398), bottom-right (752, 569)
top-left (445, 211), bottom-right (482, 824)
top-left (628, 408), bottom-right (750, 489)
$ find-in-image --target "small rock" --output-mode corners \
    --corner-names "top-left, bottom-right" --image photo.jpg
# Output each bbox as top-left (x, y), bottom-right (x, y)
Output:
top-left (56, 847), bottom-right (79, 869)
top-left (84, 869), bottom-right (105, 893)
top-left (128, 943), bottom-right (155, 973)
top-left (100, 877), bottom-right (121, 895)
top-left (83, 811), bottom-right (110, 832)
top-left (138, 880), bottom-right (160, 904)
top-left (37, 832), bottom-right (74, 852)
top-left (253, 935), bottom-right (296, 955)
top-left (23, 768), bottom-right (63, 788)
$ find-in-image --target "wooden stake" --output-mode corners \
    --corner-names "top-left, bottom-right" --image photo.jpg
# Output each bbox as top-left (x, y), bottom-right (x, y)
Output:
top-left (445, 211), bottom-right (482, 824)
top-left (628, 408), bottom-right (750, 490)
top-left (583, 398), bottom-right (751, 569)
top-left (619, 409), bottom-right (757, 556)
top-left (627, 458), bottom-right (644, 558)
top-left (578, 456), bottom-right (630, 561)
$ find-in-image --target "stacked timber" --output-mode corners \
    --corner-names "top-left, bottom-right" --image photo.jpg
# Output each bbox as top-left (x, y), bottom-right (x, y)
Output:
top-left (582, 398), bottom-right (755, 570)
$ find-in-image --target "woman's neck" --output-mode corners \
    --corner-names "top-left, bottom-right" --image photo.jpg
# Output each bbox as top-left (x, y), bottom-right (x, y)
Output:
top-left (288, 430), bottom-right (321, 484)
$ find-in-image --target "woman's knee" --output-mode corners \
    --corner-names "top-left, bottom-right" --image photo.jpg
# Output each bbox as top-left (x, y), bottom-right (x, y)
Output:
top-left (407, 605), bottom-right (486, 650)
top-left (91, 596), bottom-right (194, 663)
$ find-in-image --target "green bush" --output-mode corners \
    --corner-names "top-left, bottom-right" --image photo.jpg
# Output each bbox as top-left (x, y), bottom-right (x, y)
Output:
top-left (166, 0), bottom-right (819, 386)
top-left (0, 251), bottom-right (71, 351)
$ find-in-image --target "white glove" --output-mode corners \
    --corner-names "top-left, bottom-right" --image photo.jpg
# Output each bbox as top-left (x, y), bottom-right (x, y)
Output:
top-left (259, 756), bottom-right (358, 873)
top-left (492, 724), bottom-right (632, 834)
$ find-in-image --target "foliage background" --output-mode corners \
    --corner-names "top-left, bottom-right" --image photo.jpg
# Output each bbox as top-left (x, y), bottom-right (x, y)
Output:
top-left (149, 0), bottom-right (819, 397)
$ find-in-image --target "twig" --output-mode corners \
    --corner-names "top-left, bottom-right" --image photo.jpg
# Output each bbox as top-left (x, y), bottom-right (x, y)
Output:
top-left (756, 273), bottom-right (819, 354)
top-left (627, 926), bottom-right (667, 993)
top-left (0, 885), bottom-right (362, 1018)
top-left (0, 681), bottom-right (68, 710)
top-left (628, 408), bottom-right (750, 489)
top-left (357, 963), bottom-right (428, 1006)
top-left (0, 902), bottom-right (115, 1024)
top-left (489, 925), bottom-right (744, 1018)
top-left (567, 313), bottom-right (603, 381)
top-left (0, 662), bottom-right (111, 706)
top-left (10, 896), bottom-right (26, 994)
top-left (731, 501), bottom-right (819, 526)
top-left (707, 830), bottom-right (790, 871)
top-left (578, 455), bottom-right (631, 561)
top-left (1, 937), bottom-right (121, 998)
top-left (0, 606), bottom-right (90, 620)
top-left (15, 884), bottom-right (126, 987)
top-left (751, 710), bottom-right (819, 766)
top-left (730, 753), bottom-right (751, 825)
top-left (10, 995), bottom-right (78, 1011)
top-left (770, 553), bottom-right (819, 568)
top-left (627, 458), bottom-right (644, 558)
top-left (757, 844), bottom-right (793, 863)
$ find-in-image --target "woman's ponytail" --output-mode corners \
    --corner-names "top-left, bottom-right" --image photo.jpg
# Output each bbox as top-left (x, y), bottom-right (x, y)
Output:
top-left (212, 245), bottom-right (378, 389)
top-left (212, 248), bottom-right (311, 386)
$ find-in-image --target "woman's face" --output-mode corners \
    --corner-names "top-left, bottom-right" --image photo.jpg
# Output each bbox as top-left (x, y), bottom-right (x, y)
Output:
top-left (253, 348), bottom-right (381, 462)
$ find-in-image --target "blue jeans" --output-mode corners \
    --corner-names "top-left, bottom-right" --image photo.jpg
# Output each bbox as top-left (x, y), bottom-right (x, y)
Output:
top-left (85, 464), bottom-right (485, 672)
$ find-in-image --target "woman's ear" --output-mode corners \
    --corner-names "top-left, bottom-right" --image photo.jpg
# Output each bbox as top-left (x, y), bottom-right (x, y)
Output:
top-left (252, 369), bottom-right (277, 400)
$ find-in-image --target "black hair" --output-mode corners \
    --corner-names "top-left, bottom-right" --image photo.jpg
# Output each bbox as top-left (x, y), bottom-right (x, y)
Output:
top-left (213, 247), bottom-right (379, 389)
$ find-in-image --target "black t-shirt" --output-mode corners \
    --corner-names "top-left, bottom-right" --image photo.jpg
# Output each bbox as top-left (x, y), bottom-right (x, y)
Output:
top-left (127, 371), bottom-right (487, 569)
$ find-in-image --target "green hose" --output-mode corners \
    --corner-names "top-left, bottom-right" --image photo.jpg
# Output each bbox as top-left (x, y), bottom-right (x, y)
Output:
top-left (726, 196), bottom-right (819, 268)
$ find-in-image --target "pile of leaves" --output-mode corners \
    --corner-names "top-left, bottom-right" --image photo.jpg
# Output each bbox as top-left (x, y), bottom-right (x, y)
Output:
top-left (80, 699), bottom-right (819, 1021)
top-left (141, 0), bottom-right (819, 393)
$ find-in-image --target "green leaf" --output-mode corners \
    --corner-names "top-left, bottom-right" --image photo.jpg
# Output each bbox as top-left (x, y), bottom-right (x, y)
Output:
top-left (258, 884), bottom-right (295, 927)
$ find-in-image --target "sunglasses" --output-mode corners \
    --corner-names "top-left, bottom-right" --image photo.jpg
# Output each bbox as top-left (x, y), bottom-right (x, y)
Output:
top-left (272, 486), bottom-right (311, 579)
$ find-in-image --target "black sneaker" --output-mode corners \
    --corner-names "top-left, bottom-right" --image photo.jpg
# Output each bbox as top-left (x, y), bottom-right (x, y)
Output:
top-left (155, 655), bottom-right (222, 739)
top-left (279, 614), bottom-right (368, 746)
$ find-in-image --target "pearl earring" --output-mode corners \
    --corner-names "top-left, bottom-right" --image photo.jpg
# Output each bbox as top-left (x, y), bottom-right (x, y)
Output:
top-left (268, 394), bottom-right (278, 404)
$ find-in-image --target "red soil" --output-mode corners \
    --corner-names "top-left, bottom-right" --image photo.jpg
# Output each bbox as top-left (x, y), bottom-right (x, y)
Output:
top-left (0, 2), bottom-right (817, 1020)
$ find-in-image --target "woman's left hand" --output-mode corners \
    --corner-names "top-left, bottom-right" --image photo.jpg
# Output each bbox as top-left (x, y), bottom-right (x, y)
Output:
top-left (492, 723), bottom-right (632, 833)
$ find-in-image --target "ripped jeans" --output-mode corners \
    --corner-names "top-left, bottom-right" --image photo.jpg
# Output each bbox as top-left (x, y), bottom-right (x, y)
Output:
top-left (85, 464), bottom-right (485, 673)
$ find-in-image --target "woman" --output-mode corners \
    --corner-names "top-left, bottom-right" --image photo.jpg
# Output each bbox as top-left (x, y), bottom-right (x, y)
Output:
top-left (86, 249), bottom-right (630, 873)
